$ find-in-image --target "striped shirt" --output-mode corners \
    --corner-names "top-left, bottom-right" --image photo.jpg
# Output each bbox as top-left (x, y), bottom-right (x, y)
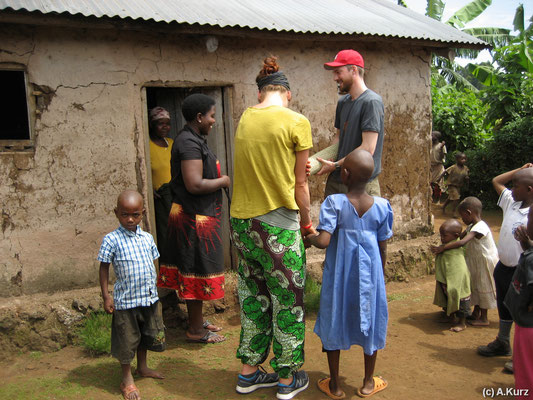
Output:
top-left (97, 225), bottom-right (160, 310)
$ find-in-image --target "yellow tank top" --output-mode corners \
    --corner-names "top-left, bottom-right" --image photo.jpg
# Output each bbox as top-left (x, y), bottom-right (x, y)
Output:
top-left (150, 138), bottom-right (173, 190)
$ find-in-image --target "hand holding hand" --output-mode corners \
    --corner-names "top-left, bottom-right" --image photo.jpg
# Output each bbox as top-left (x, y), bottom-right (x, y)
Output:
top-left (521, 163), bottom-right (533, 169)
top-left (303, 231), bottom-right (319, 248)
top-left (301, 224), bottom-right (317, 237)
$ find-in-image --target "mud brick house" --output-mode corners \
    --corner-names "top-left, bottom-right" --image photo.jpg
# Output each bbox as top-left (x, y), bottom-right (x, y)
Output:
top-left (0, 0), bottom-right (486, 296)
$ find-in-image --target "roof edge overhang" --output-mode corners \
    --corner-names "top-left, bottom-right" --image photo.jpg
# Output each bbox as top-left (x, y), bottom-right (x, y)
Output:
top-left (0, 9), bottom-right (488, 51)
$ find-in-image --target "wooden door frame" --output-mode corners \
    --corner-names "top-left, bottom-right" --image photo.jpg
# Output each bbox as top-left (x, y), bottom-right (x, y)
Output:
top-left (141, 84), bottom-right (236, 270)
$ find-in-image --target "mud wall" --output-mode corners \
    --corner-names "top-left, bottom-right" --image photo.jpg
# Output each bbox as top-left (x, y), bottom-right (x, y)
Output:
top-left (0, 22), bottom-right (433, 297)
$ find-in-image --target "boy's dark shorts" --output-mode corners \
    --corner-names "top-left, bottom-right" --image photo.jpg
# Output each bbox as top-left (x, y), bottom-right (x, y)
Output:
top-left (111, 301), bottom-right (166, 364)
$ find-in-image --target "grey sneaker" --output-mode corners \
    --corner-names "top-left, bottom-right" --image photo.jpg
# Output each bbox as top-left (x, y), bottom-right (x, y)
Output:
top-left (504, 360), bottom-right (514, 374)
top-left (277, 370), bottom-right (309, 400)
top-left (236, 366), bottom-right (279, 394)
top-left (477, 337), bottom-right (512, 357)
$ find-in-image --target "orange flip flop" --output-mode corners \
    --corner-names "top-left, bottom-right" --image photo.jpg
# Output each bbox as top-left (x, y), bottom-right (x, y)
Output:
top-left (120, 382), bottom-right (141, 400)
top-left (317, 377), bottom-right (346, 399)
top-left (356, 376), bottom-right (388, 398)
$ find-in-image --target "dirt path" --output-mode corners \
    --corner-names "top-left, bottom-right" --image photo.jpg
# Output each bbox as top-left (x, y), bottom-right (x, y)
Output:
top-left (0, 280), bottom-right (514, 400)
top-left (0, 207), bottom-right (514, 400)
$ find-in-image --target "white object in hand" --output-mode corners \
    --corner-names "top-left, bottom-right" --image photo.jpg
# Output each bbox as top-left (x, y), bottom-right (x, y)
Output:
top-left (308, 143), bottom-right (339, 175)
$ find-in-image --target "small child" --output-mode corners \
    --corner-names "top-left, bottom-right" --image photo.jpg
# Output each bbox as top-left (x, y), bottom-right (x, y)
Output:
top-left (98, 190), bottom-right (165, 400)
top-left (432, 197), bottom-right (497, 326)
top-left (304, 149), bottom-right (393, 399)
top-left (430, 130), bottom-right (447, 203)
top-left (432, 219), bottom-right (472, 332)
top-left (441, 152), bottom-right (469, 215)
top-left (478, 164), bottom-right (533, 361)
top-left (504, 206), bottom-right (533, 398)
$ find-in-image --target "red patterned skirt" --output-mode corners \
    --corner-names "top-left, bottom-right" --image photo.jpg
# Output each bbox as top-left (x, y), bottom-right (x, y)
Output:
top-left (157, 202), bottom-right (225, 300)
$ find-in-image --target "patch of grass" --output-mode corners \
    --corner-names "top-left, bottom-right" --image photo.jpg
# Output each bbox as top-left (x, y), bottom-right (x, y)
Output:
top-left (29, 351), bottom-right (42, 360)
top-left (304, 276), bottom-right (321, 313)
top-left (0, 377), bottom-right (89, 400)
top-left (77, 311), bottom-right (112, 356)
top-left (387, 293), bottom-right (407, 302)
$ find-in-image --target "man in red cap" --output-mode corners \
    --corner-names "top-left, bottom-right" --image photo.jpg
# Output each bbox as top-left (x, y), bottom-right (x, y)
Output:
top-left (316, 49), bottom-right (385, 197)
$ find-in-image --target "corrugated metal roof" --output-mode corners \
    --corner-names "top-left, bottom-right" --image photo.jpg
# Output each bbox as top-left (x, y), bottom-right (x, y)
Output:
top-left (0, 0), bottom-right (487, 47)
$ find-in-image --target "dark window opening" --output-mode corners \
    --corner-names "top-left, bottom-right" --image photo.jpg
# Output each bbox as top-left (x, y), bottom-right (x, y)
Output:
top-left (0, 70), bottom-right (31, 141)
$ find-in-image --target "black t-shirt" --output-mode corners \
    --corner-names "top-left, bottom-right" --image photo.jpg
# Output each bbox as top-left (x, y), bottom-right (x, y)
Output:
top-left (330, 89), bottom-right (384, 182)
top-left (169, 125), bottom-right (222, 217)
top-left (504, 248), bottom-right (533, 327)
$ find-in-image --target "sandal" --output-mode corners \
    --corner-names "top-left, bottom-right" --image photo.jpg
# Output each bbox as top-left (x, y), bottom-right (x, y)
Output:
top-left (203, 320), bottom-right (223, 332)
top-left (317, 377), bottom-right (346, 399)
top-left (120, 382), bottom-right (140, 400)
top-left (356, 376), bottom-right (388, 398)
top-left (186, 330), bottom-right (225, 344)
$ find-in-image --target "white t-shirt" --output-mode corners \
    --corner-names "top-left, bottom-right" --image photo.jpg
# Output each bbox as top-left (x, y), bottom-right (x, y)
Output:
top-left (497, 189), bottom-right (529, 267)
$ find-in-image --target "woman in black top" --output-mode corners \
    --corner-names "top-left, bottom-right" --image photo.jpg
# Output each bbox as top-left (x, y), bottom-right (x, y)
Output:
top-left (157, 94), bottom-right (230, 343)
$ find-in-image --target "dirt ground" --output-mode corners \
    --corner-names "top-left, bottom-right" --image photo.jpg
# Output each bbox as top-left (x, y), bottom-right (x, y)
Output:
top-left (0, 205), bottom-right (516, 400)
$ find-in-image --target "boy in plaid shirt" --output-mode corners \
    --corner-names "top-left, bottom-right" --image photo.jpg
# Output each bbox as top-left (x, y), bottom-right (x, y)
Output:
top-left (98, 190), bottom-right (165, 400)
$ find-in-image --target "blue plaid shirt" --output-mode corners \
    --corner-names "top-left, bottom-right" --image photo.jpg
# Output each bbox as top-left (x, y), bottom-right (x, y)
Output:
top-left (97, 225), bottom-right (160, 310)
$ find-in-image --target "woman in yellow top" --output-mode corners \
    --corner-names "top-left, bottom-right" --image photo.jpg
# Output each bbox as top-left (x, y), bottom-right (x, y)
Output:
top-left (149, 106), bottom-right (174, 260)
top-left (231, 56), bottom-right (316, 399)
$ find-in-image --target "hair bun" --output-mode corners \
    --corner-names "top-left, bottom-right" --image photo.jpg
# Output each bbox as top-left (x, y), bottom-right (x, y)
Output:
top-left (261, 56), bottom-right (280, 76)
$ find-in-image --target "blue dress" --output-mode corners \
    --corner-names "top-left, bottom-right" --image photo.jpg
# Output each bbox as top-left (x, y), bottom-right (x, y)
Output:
top-left (314, 194), bottom-right (393, 354)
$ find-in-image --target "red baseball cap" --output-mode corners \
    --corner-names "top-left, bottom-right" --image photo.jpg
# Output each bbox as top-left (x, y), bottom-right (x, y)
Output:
top-left (324, 49), bottom-right (364, 69)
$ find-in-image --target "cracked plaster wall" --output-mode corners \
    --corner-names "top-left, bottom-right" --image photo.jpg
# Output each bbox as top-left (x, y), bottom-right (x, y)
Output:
top-left (0, 23), bottom-right (433, 297)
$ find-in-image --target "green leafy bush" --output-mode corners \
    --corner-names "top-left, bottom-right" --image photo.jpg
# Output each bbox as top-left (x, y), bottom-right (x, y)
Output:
top-left (431, 82), bottom-right (491, 156)
top-left (465, 116), bottom-right (533, 207)
top-left (78, 311), bottom-right (112, 355)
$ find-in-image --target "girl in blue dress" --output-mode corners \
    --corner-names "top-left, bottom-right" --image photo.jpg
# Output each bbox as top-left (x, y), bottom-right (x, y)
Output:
top-left (304, 149), bottom-right (393, 399)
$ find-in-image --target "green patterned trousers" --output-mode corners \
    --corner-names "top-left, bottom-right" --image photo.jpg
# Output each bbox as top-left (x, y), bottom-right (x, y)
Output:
top-left (231, 217), bottom-right (306, 379)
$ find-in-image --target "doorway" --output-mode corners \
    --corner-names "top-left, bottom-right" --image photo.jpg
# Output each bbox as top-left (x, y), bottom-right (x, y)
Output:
top-left (145, 86), bottom-right (235, 270)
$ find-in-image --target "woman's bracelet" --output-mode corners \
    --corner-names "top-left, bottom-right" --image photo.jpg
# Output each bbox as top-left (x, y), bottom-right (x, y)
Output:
top-left (300, 222), bottom-right (313, 230)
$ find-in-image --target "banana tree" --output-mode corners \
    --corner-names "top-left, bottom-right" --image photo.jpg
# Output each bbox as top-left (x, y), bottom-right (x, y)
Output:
top-left (424, 0), bottom-right (513, 88)
top-left (466, 5), bottom-right (533, 127)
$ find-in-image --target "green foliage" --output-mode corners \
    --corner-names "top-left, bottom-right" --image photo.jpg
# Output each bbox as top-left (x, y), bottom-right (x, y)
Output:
top-left (423, 0), bottom-right (512, 82)
top-left (465, 117), bottom-right (533, 206)
top-left (431, 81), bottom-right (490, 155)
top-left (304, 275), bottom-right (321, 313)
top-left (77, 311), bottom-right (112, 356)
top-left (426, 0), bottom-right (445, 21)
top-left (446, 0), bottom-right (492, 29)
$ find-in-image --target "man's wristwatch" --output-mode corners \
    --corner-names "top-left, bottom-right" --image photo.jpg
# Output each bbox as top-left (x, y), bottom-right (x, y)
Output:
top-left (334, 161), bottom-right (340, 170)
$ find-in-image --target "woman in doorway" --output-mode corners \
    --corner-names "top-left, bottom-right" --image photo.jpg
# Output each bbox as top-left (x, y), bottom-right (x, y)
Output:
top-left (231, 56), bottom-right (315, 399)
top-left (149, 106), bottom-right (173, 260)
top-left (157, 94), bottom-right (230, 343)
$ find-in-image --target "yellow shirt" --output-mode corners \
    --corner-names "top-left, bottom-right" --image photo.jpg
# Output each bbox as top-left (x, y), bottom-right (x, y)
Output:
top-left (150, 138), bottom-right (173, 190)
top-left (231, 106), bottom-right (313, 219)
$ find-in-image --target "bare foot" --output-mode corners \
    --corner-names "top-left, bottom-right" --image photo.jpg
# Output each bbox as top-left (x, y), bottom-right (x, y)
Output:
top-left (450, 324), bottom-right (466, 332)
top-left (136, 367), bottom-right (164, 379)
top-left (468, 319), bottom-right (490, 326)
